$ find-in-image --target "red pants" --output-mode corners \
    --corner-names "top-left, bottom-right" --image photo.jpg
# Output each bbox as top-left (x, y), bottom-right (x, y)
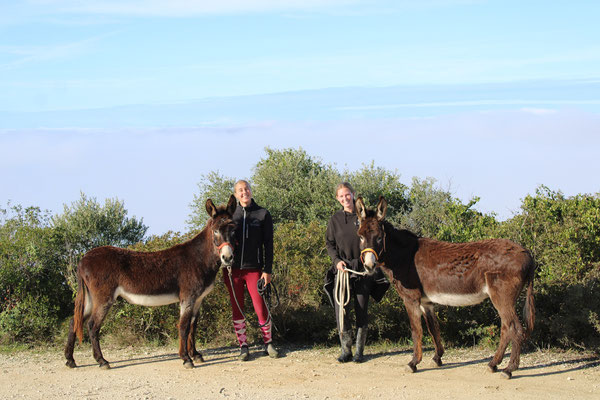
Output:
top-left (223, 269), bottom-right (272, 346)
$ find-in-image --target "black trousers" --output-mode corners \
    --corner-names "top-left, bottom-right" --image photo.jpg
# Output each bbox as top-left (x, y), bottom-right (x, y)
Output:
top-left (334, 274), bottom-right (375, 332)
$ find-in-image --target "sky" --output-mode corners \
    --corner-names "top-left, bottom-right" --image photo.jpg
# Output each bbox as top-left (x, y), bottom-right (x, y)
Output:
top-left (1, 0), bottom-right (599, 235)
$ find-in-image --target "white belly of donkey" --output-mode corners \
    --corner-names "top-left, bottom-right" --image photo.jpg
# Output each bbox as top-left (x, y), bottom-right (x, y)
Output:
top-left (114, 286), bottom-right (179, 306)
top-left (424, 286), bottom-right (489, 307)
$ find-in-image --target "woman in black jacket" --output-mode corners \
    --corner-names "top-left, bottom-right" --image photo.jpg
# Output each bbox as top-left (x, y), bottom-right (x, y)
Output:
top-left (325, 182), bottom-right (389, 362)
top-left (224, 180), bottom-right (278, 361)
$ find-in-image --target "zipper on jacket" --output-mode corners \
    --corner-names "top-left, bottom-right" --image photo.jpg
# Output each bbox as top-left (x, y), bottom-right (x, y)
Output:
top-left (240, 207), bottom-right (246, 267)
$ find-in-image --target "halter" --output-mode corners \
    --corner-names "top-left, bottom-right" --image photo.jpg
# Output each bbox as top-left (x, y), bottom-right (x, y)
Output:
top-left (217, 242), bottom-right (233, 251)
top-left (359, 227), bottom-right (386, 264)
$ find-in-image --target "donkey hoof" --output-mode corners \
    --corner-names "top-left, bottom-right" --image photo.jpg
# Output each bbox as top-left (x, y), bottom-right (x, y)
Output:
top-left (500, 370), bottom-right (512, 379)
top-left (488, 365), bottom-right (498, 373)
top-left (99, 362), bottom-right (111, 370)
top-left (193, 353), bottom-right (205, 363)
top-left (432, 357), bottom-right (443, 368)
top-left (65, 360), bottom-right (77, 369)
top-left (183, 361), bottom-right (194, 369)
top-left (405, 364), bottom-right (417, 373)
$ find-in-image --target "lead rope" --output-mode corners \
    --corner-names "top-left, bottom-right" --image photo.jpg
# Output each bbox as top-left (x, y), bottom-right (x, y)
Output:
top-left (226, 265), bottom-right (276, 329)
top-left (257, 276), bottom-right (280, 332)
top-left (333, 267), bottom-right (367, 334)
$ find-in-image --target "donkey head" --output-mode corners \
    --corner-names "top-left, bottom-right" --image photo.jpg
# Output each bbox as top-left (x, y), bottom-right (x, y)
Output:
top-left (356, 196), bottom-right (387, 273)
top-left (205, 195), bottom-right (237, 266)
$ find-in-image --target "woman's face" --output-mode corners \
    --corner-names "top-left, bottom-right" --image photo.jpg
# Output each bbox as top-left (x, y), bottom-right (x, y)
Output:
top-left (336, 187), bottom-right (354, 212)
top-left (235, 183), bottom-right (253, 207)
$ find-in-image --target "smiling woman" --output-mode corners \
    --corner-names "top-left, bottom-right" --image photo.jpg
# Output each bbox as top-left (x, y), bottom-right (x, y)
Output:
top-left (324, 182), bottom-right (389, 363)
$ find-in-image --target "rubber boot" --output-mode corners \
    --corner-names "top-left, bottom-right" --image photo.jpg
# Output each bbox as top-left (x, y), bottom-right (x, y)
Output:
top-left (337, 330), bottom-right (353, 363)
top-left (353, 327), bottom-right (367, 363)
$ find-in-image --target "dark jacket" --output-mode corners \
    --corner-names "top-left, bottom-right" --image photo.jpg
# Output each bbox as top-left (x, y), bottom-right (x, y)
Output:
top-left (324, 208), bottom-right (389, 305)
top-left (232, 199), bottom-right (273, 274)
top-left (325, 209), bottom-right (362, 272)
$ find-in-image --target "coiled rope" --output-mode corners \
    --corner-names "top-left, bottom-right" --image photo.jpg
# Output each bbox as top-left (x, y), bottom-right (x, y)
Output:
top-left (333, 267), bottom-right (367, 333)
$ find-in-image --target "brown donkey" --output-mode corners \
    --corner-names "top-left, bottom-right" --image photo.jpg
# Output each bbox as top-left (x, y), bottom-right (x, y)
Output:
top-left (355, 196), bottom-right (535, 379)
top-left (64, 195), bottom-right (237, 369)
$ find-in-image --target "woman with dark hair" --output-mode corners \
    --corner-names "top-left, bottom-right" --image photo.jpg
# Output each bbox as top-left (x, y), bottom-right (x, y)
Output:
top-left (325, 182), bottom-right (389, 362)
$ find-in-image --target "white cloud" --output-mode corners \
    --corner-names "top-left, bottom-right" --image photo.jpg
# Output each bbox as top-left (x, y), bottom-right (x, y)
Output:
top-left (23, 0), bottom-right (360, 16)
top-left (520, 108), bottom-right (557, 115)
top-left (0, 31), bottom-right (118, 71)
top-left (3, 106), bottom-right (599, 233)
top-left (336, 99), bottom-right (600, 112)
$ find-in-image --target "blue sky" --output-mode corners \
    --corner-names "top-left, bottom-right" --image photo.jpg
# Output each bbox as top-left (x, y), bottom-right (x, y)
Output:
top-left (1, 0), bottom-right (599, 235)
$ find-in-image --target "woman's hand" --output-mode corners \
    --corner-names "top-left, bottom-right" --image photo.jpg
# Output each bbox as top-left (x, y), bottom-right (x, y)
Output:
top-left (261, 272), bottom-right (272, 285)
top-left (336, 260), bottom-right (347, 272)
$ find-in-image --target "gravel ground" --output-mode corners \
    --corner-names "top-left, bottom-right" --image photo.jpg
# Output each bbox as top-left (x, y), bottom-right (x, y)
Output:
top-left (1, 343), bottom-right (598, 399)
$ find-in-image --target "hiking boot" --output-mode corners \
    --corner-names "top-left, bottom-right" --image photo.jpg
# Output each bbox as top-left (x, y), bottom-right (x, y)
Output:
top-left (264, 343), bottom-right (279, 358)
top-left (239, 345), bottom-right (249, 361)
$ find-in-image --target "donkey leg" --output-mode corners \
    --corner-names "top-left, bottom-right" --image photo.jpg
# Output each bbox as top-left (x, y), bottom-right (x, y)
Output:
top-left (178, 302), bottom-right (195, 369)
top-left (486, 274), bottom-right (523, 378)
top-left (187, 312), bottom-right (204, 363)
top-left (405, 301), bottom-right (424, 373)
top-left (64, 318), bottom-right (78, 368)
top-left (88, 303), bottom-right (112, 369)
top-left (422, 304), bottom-right (444, 367)
top-left (501, 313), bottom-right (526, 379)
top-left (488, 320), bottom-right (510, 373)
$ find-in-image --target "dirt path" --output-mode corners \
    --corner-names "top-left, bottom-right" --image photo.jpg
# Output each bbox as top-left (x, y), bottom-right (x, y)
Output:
top-left (1, 344), bottom-right (598, 399)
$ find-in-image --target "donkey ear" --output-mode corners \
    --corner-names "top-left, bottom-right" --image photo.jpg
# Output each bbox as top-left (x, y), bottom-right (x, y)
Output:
top-left (205, 198), bottom-right (218, 218)
top-left (226, 194), bottom-right (237, 216)
top-left (355, 196), bottom-right (367, 221)
top-left (376, 196), bottom-right (387, 221)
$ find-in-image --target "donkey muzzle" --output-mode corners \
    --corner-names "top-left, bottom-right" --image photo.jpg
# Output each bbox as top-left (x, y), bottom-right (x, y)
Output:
top-left (360, 248), bottom-right (378, 271)
top-left (218, 242), bottom-right (234, 266)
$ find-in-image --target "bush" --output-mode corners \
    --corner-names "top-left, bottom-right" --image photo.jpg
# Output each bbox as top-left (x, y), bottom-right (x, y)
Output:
top-left (532, 269), bottom-right (600, 351)
top-left (3, 149), bottom-right (600, 352)
top-left (0, 295), bottom-right (60, 344)
top-left (500, 186), bottom-right (600, 283)
top-left (270, 220), bottom-right (335, 343)
top-left (0, 204), bottom-right (71, 344)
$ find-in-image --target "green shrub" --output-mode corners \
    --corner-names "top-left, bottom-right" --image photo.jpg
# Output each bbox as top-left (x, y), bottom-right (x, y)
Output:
top-left (0, 295), bottom-right (60, 344)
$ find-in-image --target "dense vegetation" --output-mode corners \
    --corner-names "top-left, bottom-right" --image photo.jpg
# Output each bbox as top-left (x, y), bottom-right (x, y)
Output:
top-left (1, 148), bottom-right (599, 352)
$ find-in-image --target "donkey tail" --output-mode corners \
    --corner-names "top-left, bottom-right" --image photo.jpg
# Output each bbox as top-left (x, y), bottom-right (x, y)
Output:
top-left (73, 273), bottom-right (87, 344)
top-left (522, 260), bottom-right (536, 338)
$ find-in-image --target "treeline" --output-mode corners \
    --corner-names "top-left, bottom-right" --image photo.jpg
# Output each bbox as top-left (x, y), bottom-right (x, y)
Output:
top-left (1, 148), bottom-right (599, 351)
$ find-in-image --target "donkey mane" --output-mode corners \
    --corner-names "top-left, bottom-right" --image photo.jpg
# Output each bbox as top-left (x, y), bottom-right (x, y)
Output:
top-left (140, 206), bottom-right (232, 256)
top-left (382, 221), bottom-right (419, 246)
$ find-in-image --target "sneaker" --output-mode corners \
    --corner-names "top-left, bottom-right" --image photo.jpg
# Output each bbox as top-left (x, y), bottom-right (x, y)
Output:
top-left (239, 345), bottom-right (249, 361)
top-left (264, 343), bottom-right (279, 358)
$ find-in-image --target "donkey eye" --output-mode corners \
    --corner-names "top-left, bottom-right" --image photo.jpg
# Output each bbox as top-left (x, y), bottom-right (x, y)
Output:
top-left (376, 237), bottom-right (382, 244)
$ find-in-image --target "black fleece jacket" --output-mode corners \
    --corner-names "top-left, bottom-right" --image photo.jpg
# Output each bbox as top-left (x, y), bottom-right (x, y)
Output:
top-left (325, 209), bottom-right (363, 272)
top-left (324, 208), bottom-right (390, 305)
top-left (232, 199), bottom-right (273, 274)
